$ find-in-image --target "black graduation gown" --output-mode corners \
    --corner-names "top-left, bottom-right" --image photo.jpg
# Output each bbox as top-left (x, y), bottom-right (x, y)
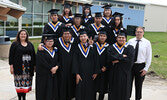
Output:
top-left (87, 23), bottom-right (105, 40)
top-left (55, 37), bottom-right (76, 100)
top-left (101, 17), bottom-right (114, 28)
top-left (107, 43), bottom-right (135, 100)
top-left (59, 15), bottom-right (73, 25)
top-left (94, 42), bottom-right (109, 94)
top-left (107, 27), bottom-right (127, 45)
top-left (41, 21), bottom-right (64, 43)
top-left (81, 16), bottom-right (94, 28)
top-left (72, 43), bottom-right (100, 100)
top-left (36, 47), bottom-right (59, 100)
top-left (71, 25), bottom-right (85, 43)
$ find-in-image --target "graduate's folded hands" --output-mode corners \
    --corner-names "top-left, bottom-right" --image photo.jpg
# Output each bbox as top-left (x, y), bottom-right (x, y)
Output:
top-left (112, 60), bottom-right (119, 64)
top-left (76, 74), bottom-right (82, 84)
top-left (50, 66), bottom-right (59, 74)
top-left (92, 74), bottom-right (98, 80)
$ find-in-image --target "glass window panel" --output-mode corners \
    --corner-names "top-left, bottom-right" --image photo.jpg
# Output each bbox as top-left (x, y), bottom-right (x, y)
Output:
top-left (22, 14), bottom-right (32, 27)
top-left (135, 6), bottom-right (140, 10)
top-left (33, 14), bottom-right (43, 26)
top-left (6, 16), bottom-right (18, 27)
top-left (44, 15), bottom-right (49, 25)
top-left (6, 28), bottom-right (18, 37)
top-left (34, 28), bottom-right (43, 36)
top-left (140, 6), bottom-right (145, 10)
top-left (92, 2), bottom-right (99, 5)
top-left (22, 28), bottom-right (32, 36)
top-left (34, 0), bottom-right (43, 13)
top-left (55, 3), bottom-right (62, 15)
top-left (117, 4), bottom-right (124, 8)
top-left (44, 1), bottom-right (53, 14)
top-left (129, 5), bottom-right (135, 9)
top-left (0, 28), bottom-right (4, 36)
top-left (22, 0), bottom-right (32, 13)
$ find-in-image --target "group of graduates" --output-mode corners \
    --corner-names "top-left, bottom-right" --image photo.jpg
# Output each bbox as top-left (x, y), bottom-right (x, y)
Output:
top-left (36, 3), bottom-right (134, 100)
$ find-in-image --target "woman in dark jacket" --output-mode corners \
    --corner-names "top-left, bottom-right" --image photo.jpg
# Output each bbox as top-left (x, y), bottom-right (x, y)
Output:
top-left (9, 29), bottom-right (36, 100)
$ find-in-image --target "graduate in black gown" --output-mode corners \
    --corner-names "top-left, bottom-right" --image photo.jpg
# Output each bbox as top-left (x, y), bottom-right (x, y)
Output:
top-left (107, 32), bottom-right (135, 100)
top-left (71, 13), bottom-right (85, 38)
top-left (81, 4), bottom-right (94, 28)
top-left (101, 4), bottom-right (114, 28)
top-left (59, 3), bottom-right (73, 26)
top-left (41, 9), bottom-right (64, 43)
top-left (72, 29), bottom-right (100, 100)
top-left (36, 34), bottom-right (59, 100)
top-left (94, 28), bottom-right (109, 100)
top-left (87, 12), bottom-right (105, 40)
top-left (55, 26), bottom-right (76, 100)
top-left (107, 12), bottom-right (127, 45)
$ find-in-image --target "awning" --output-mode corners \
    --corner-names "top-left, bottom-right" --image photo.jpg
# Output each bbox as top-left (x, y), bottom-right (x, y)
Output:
top-left (0, 0), bottom-right (26, 21)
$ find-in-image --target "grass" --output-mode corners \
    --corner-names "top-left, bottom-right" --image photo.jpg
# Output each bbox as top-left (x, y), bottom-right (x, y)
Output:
top-left (11, 32), bottom-right (167, 78)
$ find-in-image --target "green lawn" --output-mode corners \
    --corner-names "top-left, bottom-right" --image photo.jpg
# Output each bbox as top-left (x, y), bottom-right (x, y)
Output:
top-left (26, 32), bottom-right (167, 78)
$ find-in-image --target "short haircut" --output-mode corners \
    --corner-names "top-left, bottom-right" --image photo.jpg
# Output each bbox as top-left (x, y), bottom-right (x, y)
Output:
top-left (136, 26), bottom-right (144, 32)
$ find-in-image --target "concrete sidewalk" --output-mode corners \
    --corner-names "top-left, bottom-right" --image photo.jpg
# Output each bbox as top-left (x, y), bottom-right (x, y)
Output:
top-left (1, 59), bottom-right (167, 100)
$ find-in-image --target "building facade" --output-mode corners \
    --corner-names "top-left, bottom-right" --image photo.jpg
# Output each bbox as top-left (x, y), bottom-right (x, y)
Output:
top-left (80, 0), bottom-right (145, 29)
top-left (0, 0), bottom-right (92, 37)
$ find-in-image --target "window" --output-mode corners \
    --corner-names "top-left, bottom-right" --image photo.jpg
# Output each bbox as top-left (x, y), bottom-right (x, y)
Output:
top-left (110, 3), bottom-right (116, 7)
top-left (129, 5), bottom-right (135, 9)
top-left (92, 2), bottom-right (100, 5)
top-left (129, 5), bottom-right (145, 10)
top-left (117, 4), bottom-right (124, 8)
top-left (101, 2), bottom-right (109, 6)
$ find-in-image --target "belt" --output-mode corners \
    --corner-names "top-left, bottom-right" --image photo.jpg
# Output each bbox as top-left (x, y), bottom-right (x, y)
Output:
top-left (134, 62), bottom-right (145, 65)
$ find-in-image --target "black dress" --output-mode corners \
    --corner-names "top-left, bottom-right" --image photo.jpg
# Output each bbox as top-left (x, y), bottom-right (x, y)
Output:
top-left (107, 42), bottom-right (135, 100)
top-left (81, 15), bottom-right (94, 28)
top-left (73, 43), bottom-right (100, 100)
top-left (94, 42), bottom-right (109, 94)
top-left (55, 37), bottom-right (76, 100)
top-left (41, 21), bottom-right (64, 43)
top-left (36, 46), bottom-right (59, 100)
top-left (59, 15), bottom-right (73, 25)
top-left (9, 42), bottom-right (35, 93)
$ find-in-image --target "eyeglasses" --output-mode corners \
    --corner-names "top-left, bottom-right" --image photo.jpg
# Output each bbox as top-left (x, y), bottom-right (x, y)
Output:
top-left (136, 31), bottom-right (143, 33)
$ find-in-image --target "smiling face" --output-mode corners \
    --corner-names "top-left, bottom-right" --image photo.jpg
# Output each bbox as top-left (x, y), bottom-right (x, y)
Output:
top-left (98, 34), bottom-right (107, 44)
top-left (84, 8), bottom-right (90, 16)
top-left (74, 17), bottom-right (82, 25)
top-left (50, 14), bottom-right (58, 22)
top-left (104, 9), bottom-right (111, 17)
top-left (117, 35), bottom-right (126, 45)
top-left (94, 17), bottom-right (102, 25)
top-left (80, 34), bottom-right (88, 43)
top-left (44, 39), bottom-right (54, 48)
top-left (64, 8), bottom-right (70, 15)
top-left (63, 31), bottom-right (72, 41)
top-left (135, 27), bottom-right (144, 40)
top-left (19, 31), bottom-right (27, 42)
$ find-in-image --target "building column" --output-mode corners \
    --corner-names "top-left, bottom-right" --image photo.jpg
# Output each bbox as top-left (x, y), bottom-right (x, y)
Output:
top-left (18, 0), bottom-right (22, 31)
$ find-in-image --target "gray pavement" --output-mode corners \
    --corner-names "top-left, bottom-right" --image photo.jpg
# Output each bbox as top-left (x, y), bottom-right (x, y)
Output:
top-left (1, 59), bottom-right (167, 100)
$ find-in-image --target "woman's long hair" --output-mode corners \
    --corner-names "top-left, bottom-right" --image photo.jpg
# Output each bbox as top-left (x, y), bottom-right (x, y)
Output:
top-left (62, 8), bottom-right (72, 16)
top-left (15, 29), bottom-right (29, 43)
top-left (113, 16), bottom-right (123, 29)
top-left (82, 7), bottom-right (92, 18)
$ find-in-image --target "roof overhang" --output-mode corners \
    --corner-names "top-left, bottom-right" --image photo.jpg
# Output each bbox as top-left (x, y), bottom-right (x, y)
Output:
top-left (0, 0), bottom-right (26, 21)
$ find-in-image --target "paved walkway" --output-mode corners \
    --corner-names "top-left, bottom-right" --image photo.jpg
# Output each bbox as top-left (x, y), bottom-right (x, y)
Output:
top-left (0, 59), bottom-right (167, 100)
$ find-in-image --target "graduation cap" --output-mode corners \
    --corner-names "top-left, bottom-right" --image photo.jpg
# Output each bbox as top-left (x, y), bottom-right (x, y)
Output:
top-left (42, 34), bottom-right (55, 40)
top-left (83, 3), bottom-right (93, 9)
top-left (98, 28), bottom-right (107, 35)
top-left (62, 3), bottom-right (73, 9)
top-left (48, 9), bottom-right (59, 15)
top-left (74, 13), bottom-right (82, 18)
top-left (117, 32), bottom-right (127, 38)
top-left (113, 12), bottom-right (124, 18)
top-left (79, 28), bottom-right (87, 35)
top-left (95, 12), bottom-right (102, 17)
top-left (62, 26), bottom-right (72, 33)
top-left (102, 4), bottom-right (112, 9)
